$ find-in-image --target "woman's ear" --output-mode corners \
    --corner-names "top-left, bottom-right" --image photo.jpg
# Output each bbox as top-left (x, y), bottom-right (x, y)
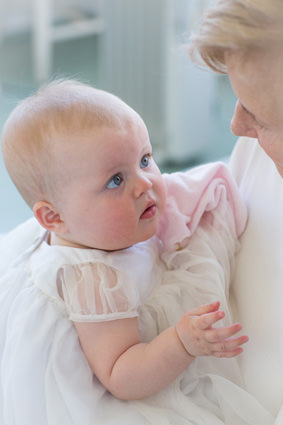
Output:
top-left (33, 201), bottom-right (67, 233)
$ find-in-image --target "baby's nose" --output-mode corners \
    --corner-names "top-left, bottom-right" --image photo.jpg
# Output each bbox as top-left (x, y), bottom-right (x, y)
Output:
top-left (133, 173), bottom-right (152, 198)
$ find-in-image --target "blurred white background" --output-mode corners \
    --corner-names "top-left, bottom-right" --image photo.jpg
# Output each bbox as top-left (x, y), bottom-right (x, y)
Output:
top-left (0, 0), bottom-right (237, 232)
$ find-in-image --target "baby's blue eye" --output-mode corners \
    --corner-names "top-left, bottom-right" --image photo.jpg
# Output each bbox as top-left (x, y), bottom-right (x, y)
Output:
top-left (140, 154), bottom-right (150, 168)
top-left (106, 174), bottom-right (123, 189)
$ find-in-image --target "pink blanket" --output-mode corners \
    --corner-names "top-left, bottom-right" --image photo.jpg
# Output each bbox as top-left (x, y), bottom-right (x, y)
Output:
top-left (157, 162), bottom-right (247, 251)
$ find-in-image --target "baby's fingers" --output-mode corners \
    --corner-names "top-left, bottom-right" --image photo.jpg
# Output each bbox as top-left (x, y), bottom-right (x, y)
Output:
top-left (205, 322), bottom-right (244, 342)
top-left (188, 301), bottom-right (221, 318)
top-left (212, 335), bottom-right (249, 358)
top-left (195, 309), bottom-right (225, 330)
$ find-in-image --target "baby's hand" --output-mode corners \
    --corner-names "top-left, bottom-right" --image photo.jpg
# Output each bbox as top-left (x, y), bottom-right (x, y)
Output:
top-left (175, 301), bottom-right (248, 358)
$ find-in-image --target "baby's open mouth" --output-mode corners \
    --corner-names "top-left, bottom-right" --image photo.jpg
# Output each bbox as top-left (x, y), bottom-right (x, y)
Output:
top-left (140, 203), bottom-right (156, 219)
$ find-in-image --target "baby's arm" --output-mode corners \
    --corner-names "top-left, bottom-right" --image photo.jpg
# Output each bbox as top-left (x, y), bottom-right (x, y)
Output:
top-left (74, 301), bottom-right (247, 400)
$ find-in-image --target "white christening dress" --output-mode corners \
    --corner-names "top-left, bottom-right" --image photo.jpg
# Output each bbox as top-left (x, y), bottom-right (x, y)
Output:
top-left (0, 162), bottom-right (274, 425)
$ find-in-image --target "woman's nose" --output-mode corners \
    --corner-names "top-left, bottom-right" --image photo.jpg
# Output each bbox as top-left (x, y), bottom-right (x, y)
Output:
top-left (230, 101), bottom-right (258, 138)
top-left (133, 173), bottom-right (152, 198)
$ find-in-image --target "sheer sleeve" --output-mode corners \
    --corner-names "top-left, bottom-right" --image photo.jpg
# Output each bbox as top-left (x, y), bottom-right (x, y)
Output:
top-left (57, 261), bottom-right (140, 322)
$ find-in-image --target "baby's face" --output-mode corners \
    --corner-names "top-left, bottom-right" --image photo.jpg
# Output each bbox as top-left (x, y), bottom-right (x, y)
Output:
top-left (52, 116), bottom-right (166, 250)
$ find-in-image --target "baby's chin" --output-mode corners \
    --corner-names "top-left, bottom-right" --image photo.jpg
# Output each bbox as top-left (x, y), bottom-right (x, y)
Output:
top-left (129, 231), bottom-right (158, 248)
top-left (102, 232), bottom-right (158, 252)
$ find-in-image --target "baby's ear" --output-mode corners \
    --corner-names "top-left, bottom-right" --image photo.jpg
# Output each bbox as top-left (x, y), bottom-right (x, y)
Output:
top-left (33, 201), bottom-right (67, 233)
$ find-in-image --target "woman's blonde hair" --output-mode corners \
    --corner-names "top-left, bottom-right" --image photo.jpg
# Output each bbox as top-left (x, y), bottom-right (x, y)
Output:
top-left (1, 79), bottom-right (136, 208)
top-left (189, 0), bottom-right (283, 73)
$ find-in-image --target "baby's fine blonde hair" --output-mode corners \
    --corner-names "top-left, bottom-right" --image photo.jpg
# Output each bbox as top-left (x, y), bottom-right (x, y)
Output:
top-left (189, 0), bottom-right (283, 73)
top-left (1, 79), bottom-right (137, 208)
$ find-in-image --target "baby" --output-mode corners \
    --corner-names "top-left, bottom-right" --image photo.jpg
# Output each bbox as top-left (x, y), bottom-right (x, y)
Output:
top-left (1, 80), bottom-right (269, 425)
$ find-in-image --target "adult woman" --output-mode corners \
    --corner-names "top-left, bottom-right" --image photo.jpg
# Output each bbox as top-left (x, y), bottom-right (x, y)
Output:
top-left (189, 0), bottom-right (283, 421)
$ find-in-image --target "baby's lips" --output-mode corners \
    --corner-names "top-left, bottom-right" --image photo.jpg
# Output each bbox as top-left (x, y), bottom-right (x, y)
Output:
top-left (140, 202), bottom-right (157, 219)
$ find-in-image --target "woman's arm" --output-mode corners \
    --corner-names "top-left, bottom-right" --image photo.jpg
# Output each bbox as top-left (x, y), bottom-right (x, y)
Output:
top-left (74, 301), bottom-right (248, 400)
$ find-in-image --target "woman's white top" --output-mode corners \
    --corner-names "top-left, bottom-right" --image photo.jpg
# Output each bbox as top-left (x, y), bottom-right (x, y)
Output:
top-left (230, 137), bottom-right (283, 421)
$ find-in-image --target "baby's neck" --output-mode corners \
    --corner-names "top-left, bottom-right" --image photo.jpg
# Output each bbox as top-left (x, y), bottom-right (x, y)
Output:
top-left (49, 232), bottom-right (87, 249)
top-left (49, 231), bottom-right (135, 251)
